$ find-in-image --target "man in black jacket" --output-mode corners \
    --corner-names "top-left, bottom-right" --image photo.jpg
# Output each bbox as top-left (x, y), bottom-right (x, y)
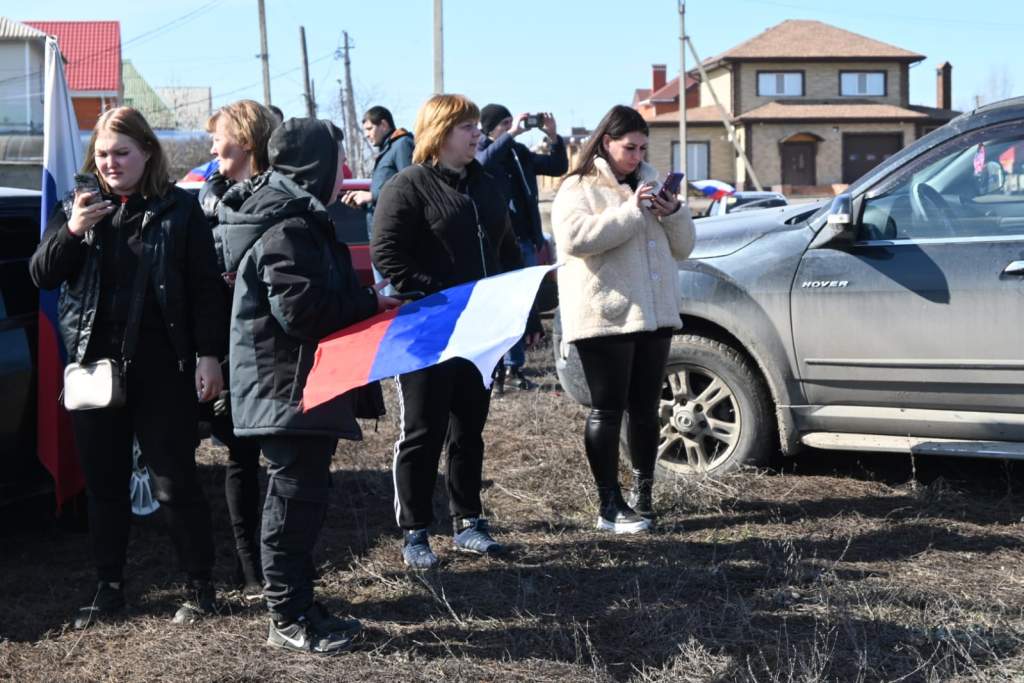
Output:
top-left (476, 104), bottom-right (567, 391)
top-left (221, 118), bottom-right (398, 654)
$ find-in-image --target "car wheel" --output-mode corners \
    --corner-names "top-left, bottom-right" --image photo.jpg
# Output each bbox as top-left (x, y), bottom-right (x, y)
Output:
top-left (644, 334), bottom-right (774, 478)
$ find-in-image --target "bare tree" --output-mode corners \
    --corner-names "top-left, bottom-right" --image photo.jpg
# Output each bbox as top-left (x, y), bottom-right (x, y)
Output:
top-left (973, 65), bottom-right (1016, 107)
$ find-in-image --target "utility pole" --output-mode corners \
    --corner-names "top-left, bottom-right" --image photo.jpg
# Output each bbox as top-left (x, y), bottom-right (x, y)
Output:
top-left (340, 31), bottom-right (365, 176)
top-left (678, 0), bottom-right (687, 180)
top-left (257, 0), bottom-right (271, 106)
top-left (433, 0), bottom-right (444, 94)
top-left (299, 26), bottom-right (315, 117)
top-left (686, 36), bottom-right (763, 190)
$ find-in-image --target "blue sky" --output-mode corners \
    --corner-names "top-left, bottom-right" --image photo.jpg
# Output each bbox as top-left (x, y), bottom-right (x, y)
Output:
top-left (18, 0), bottom-right (1022, 140)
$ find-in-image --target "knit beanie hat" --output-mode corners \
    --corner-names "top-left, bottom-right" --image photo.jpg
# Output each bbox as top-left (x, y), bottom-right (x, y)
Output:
top-left (480, 103), bottom-right (512, 135)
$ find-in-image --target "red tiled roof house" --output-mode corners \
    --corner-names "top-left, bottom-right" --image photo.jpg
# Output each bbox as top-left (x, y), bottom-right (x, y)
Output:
top-left (640, 20), bottom-right (959, 192)
top-left (24, 20), bottom-right (122, 131)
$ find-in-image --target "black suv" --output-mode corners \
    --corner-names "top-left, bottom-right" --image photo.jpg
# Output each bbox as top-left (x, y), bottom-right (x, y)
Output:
top-left (0, 188), bottom-right (50, 504)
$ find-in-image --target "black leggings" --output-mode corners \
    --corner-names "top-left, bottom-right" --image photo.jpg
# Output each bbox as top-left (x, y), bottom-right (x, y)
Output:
top-left (210, 411), bottom-right (262, 585)
top-left (72, 327), bottom-right (214, 583)
top-left (574, 330), bottom-right (672, 490)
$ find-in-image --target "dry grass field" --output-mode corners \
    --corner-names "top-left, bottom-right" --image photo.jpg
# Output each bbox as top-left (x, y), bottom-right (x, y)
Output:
top-left (3, 339), bottom-right (1024, 682)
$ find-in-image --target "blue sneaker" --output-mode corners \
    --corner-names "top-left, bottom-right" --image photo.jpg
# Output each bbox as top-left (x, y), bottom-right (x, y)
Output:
top-left (453, 518), bottom-right (504, 556)
top-left (402, 529), bottom-right (439, 570)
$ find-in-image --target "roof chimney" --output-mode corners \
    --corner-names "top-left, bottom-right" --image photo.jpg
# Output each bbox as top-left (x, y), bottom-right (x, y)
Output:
top-left (652, 64), bottom-right (667, 94)
top-left (936, 62), bottom-right (952, 110)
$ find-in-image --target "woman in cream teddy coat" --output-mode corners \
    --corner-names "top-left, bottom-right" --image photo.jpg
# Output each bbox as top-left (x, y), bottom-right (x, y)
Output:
top-left (552, 105), bottom-right (695, 533)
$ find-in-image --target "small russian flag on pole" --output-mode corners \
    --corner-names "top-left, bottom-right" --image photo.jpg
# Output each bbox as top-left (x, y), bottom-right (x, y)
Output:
top-left (690, 179), bottom-right (736, 200)
top-left (302, 264), bottom-right (557, 411)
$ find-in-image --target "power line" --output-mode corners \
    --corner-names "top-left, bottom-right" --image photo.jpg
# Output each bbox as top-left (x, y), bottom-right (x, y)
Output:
top-left (160, 51), bottom-right (336, 115)
top-left (0, 1), bottom-right (224, 88)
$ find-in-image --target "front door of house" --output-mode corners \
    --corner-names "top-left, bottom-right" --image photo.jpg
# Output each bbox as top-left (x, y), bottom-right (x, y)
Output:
top-left (781, 142), bottom-right (816, 186)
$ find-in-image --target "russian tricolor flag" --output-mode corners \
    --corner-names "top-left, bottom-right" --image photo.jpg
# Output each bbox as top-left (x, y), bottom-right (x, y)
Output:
top-left (39, 37), bottom-right (84, 508)
top-left (302, 265), bottom-right (556, 411)
top-left (690, 179), bottom-right (736, 200)
top-left (182, 159), bottom-right (219, 183)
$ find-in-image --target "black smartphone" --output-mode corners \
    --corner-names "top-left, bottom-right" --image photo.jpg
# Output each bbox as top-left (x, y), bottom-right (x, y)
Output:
top-left (522, 114), bottom-right (544, 130)
top-left (658, 172), bottom-right (685, 198)
top-left (74, 173), bottom-right (102, 203)
top-left (391, 291), bottom-right (426, 302)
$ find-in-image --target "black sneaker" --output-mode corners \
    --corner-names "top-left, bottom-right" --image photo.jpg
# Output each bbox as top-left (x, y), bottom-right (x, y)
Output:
top-left (305, 602), bottom-right (362, 638)
top-left (627, 471), bottom-right (655, 519)
top-left (492, 365), bottom-right (506, 397)
top-left (267, 611), bottom-right (356, 655)
top-left (173, 580), bottom-right (219, 624)
top-left (73, 581), bottom-right (126, 630)
top-left (596, 488), bottom-right (651, 534)
top-left (241, 582), bottom-right (265, 603)
top-left (453, 517), bottom-right (505, 556)
top-left (508, 367), bottom-right (535, 391)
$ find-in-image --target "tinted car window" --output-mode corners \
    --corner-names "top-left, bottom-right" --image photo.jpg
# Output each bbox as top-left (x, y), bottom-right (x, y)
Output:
top-left (860, 121), bottom-right (1024, 241)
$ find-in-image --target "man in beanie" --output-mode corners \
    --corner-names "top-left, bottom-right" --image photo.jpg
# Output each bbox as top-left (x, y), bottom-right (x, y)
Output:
top-left (476, 104), bottom-right (567, 392)
top-left (216, 117), bottom-right (399, 653)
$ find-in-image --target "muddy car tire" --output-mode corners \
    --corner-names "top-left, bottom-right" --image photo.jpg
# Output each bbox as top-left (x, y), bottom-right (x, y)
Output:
top-left (639, 334), bottom-right (774, 479)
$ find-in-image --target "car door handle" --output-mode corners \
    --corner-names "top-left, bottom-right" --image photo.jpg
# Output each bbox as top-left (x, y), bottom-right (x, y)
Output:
top-left (1003, 261), bottom-right (1024, 275)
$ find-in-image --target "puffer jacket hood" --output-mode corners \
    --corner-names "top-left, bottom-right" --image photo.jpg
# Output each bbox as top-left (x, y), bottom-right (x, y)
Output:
top-left (215, 169), bottom-right (332, 274)
top-left (267, 117), bottom-right (343, 206)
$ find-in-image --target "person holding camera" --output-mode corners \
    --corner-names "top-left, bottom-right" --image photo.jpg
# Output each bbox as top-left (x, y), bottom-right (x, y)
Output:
top-left (551, 105), bottom-right (695, 533)
top-left (200, 99), bottom-right (279, 600)
top-left (219, 117), bottom-right (399, 654)
top-left (30, 107), bottom-right (227, 628)
top-left (476, 104), bottom-right (567, 393)
top-left (372, 94), bottom-right (540, 570)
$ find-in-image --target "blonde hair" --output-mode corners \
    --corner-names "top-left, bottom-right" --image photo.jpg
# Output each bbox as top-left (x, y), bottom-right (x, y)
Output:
top-left (206, 99), bottom-right (277, 175)
top-left (412, 94), bottom-right (480, 165)
top-left (82, 107), bottom-right (170, 199)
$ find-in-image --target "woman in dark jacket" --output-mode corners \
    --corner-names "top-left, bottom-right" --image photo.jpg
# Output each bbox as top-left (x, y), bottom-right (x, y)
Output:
top-left (371, 94), bottom-right (538, 570)
top-left (200, 99), bottom-right (278, 598)
top-left (29, 107), bottom-right (227, 629)
top-left (222, 117), bottom-right (398, 654)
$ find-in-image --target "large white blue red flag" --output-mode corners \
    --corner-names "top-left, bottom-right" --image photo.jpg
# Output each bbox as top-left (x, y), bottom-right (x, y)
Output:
top-left (303, 265), bottom-right (556, 411)
top-left (690, 179), bottom-right (736, 200)
top-left (39, 36), bottom-right (84, 508)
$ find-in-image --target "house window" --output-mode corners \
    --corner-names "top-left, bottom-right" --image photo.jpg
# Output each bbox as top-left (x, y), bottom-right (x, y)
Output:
top-left (671, 141), bottom-right (710, 180)
top-left (757, 72), bottom-right (803, 97)
top-left (840, 71), bottom-right (886, 97)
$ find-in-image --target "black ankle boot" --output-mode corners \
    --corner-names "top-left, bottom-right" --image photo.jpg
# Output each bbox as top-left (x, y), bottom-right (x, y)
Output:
top-left (627, 470), bottom-right (655, 519)
top-left (596, 486), bottom-right (651, 534)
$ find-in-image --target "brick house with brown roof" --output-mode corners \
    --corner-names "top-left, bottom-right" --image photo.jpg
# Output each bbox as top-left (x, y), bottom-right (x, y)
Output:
top-left (641, 20), bottom-right (959, 192)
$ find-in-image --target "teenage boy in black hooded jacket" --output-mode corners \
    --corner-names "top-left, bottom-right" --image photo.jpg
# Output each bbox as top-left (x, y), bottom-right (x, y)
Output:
top-left (216, 117), bottom-right (398, 654)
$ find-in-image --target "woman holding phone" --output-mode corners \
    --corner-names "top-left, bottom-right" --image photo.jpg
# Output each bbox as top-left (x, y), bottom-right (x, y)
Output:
top-left (30, 107), bottom-right (227, 627)
top-left (551, 104), bottom-right (695, 532)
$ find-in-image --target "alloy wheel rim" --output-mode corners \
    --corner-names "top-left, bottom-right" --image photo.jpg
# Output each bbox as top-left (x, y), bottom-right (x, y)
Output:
top-left (656, 364), bottom-right (741, 475)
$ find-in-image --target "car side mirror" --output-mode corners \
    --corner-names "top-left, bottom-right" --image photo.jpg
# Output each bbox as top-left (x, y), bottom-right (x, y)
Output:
top-left (810, 193), bottom-right (856, 249)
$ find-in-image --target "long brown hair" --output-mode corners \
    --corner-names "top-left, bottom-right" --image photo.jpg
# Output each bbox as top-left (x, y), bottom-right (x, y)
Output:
top-left (412, 94), bottom-right (479, 165)
top-left (82, 107), bottom-right (170, 198)
top-left (568, 105), bottom-right (649, 178)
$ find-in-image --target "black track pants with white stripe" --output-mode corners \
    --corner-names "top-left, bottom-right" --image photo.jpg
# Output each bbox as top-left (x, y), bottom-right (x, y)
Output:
top-left (392, 358), bottom-right (492, 530)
